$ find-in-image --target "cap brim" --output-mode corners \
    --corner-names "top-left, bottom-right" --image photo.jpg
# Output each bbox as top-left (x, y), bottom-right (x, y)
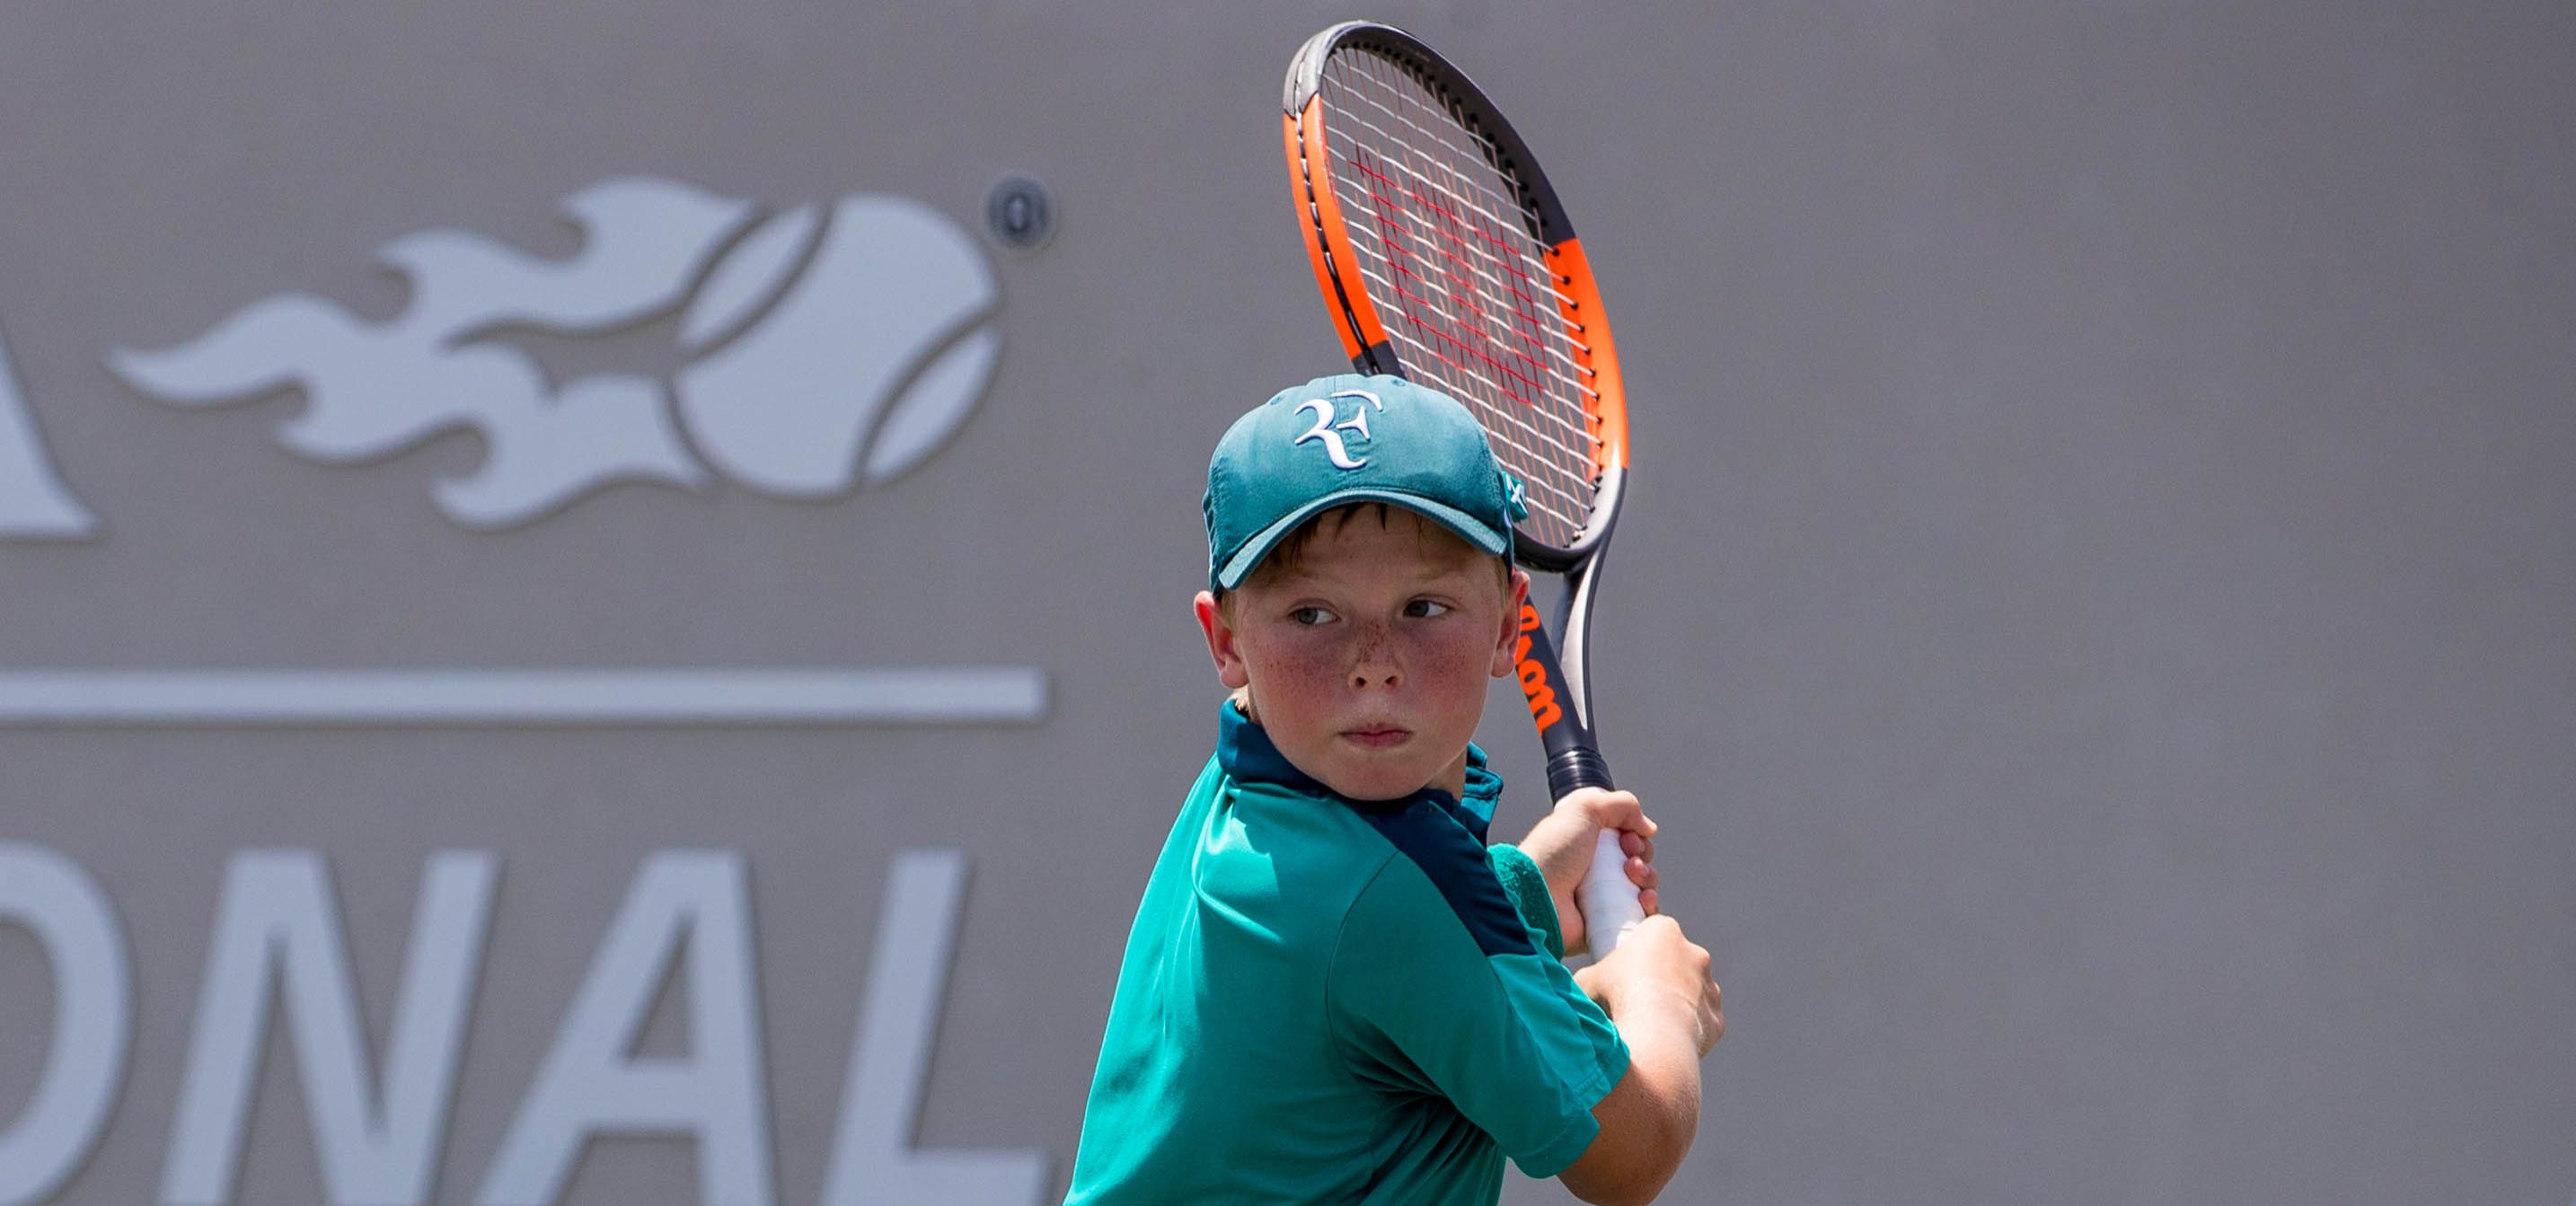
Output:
top-left (1214, 489), bottom-right (1511, 590)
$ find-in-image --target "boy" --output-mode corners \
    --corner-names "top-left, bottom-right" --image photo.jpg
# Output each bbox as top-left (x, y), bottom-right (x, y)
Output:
top-left (1065, 374), bottom-right (1724, 1205)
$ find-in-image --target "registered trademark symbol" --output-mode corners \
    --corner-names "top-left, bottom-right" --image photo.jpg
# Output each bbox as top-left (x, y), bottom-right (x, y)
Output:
top-left (984, 174), bottom-right (1055, 251)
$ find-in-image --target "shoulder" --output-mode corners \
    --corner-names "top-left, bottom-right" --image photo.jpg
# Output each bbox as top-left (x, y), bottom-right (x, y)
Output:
top-left (1195, 773), bottom-right (1406, 939)
top-left (1340, 800), bottom-right (1539, 960)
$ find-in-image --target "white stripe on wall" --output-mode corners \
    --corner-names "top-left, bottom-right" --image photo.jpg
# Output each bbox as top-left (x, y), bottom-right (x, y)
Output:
top-left (0, 668), bottom-right (1048, 725)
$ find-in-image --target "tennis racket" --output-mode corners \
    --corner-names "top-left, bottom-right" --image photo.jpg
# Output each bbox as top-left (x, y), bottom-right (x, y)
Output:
top-left (1282, 22), bottom-right (1642, 948)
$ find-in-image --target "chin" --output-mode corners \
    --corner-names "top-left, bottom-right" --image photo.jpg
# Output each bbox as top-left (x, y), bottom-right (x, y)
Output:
top-left (1316, 757), bottom-right (1440, 803)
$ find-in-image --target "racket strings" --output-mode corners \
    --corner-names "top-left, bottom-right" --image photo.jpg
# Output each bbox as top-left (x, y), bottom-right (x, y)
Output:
top-left (1316, 48), bottom-right (1604, 549)
top-left (1335, 52), bottom-right (1567, 344)
top-left (1345, 247), bottom-right (1600, 383)
top-left (1341, 260), bottom-right (1603, 471)
top-left (1330, 63), bottom-right (1589, 348)
top-left (1315, 133), bottom-right (1600, 366)
top-left (1320, 102), bottom-right (1575, 304)
top-left (1345, 153), bottom-right (1559, 411)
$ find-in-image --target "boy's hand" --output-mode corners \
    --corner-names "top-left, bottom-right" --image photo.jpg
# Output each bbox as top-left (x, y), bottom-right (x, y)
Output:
top-left (1573, 914), bottom-right (1725, 1057)
top-left (1515, 788), bottom-right (1657, 956)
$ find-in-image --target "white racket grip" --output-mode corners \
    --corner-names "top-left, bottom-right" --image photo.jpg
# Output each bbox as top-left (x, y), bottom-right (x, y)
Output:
top-left (1574, 826), bottom-right (1645, 950)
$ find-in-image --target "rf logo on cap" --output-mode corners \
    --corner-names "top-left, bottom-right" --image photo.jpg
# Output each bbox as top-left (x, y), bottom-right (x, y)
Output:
top-left (1289, 388), bottom-right (1385, 470)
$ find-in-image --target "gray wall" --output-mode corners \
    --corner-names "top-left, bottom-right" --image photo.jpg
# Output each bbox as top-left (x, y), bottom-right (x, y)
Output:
top-left (2, 2), bottom-right (2569, 1203)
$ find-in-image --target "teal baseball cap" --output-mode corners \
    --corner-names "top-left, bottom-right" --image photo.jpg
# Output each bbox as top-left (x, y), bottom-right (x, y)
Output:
top-left (1204, 374), bottom-right (1527, 590)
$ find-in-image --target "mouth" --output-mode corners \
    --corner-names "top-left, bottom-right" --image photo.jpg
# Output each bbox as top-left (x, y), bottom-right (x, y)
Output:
top-left (1338, 725), bottom-right (1413, 750)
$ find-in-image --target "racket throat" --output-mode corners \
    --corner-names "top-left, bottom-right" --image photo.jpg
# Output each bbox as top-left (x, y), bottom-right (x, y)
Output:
top-left (1545, 744), bottom-right (1615, 800)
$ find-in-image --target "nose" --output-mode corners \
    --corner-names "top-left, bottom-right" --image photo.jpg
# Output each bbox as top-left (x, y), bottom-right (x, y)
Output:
top-left (1349, 623), bottom-right (1401, 690)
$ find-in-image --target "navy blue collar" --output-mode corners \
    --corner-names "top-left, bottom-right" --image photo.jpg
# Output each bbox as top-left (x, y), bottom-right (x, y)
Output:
top-left (1217, 700), bottom-right (1503, 839)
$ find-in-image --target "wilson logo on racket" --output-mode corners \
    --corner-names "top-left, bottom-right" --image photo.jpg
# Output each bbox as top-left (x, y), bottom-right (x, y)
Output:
top-left (1288, 387), bottom-right (1384, 470)
top-left (1513, 603), bottom-right (1565, 730)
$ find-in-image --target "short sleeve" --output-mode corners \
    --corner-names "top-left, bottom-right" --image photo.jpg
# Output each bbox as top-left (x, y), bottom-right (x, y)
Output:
top-left (1328, 845), bottom-right (1630, 1179)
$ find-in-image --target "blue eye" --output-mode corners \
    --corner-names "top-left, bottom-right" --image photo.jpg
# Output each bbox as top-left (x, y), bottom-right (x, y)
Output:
top-left (1289, 606), bottom-right (1337, 626)
top-left (1403, 599), bottom-right (1452, 619)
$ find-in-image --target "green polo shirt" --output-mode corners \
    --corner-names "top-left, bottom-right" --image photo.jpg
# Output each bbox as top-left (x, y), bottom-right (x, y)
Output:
top-left (1063, 703), bottom-right (1630, 1205)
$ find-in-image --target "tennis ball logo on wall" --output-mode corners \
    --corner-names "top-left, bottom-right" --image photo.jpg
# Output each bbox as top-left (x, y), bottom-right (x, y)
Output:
top-left (0, 330), bottom-right (96, 538)
top-left (103, 176), bottom-right (1004, 529)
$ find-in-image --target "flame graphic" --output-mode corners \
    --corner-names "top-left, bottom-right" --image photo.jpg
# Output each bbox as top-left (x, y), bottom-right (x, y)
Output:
top-left (110, 178), bottom-right (755, 528)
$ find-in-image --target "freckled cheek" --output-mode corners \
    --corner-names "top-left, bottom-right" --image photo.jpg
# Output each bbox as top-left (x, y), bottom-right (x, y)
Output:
top-left (1282, 648), bottom-right (1345, 692)
top-left (1398, 631), bottom-right (1486, 685)
top-left (1256, 629), bottom-right (1484, 695)
top-left (1251, 636), bottom-right (1353, 702)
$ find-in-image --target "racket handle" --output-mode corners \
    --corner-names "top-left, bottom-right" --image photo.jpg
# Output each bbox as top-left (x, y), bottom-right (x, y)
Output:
top-left (1547, 745), bottom-right (1638, 948)
top-left (1575, 828), bottom-right (1645, 951)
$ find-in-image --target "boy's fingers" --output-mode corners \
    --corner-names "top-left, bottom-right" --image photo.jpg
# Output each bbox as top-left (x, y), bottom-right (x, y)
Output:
top-left (1621, 808), bottom-right (1657, 840)
top-left (1627, 858), bottom-right (1658, 891)
top-left (1571, 788), bottom-right (1643, 823)
top-left (1636, 886), bottom-right (1659, 917)
top-left (1619, 831), bottom-right (1655, 863)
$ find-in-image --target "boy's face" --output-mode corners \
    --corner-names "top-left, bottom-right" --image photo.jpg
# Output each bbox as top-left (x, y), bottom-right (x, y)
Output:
top-left (1195, 506), bottom-right (1528, 801)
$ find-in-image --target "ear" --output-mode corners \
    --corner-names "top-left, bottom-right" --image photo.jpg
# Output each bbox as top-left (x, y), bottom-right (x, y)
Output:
top-left (1489, 568), bottom-right (1531, 679)
top-left (1195, 590), bottom-right (1252, 690)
